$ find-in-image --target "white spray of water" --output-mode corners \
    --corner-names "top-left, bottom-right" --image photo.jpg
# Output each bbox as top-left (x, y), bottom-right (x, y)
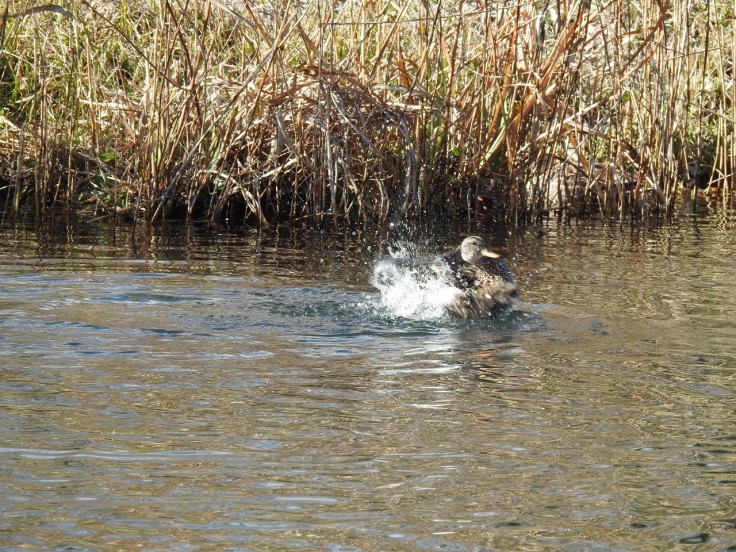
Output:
top-left (369, 243), bottom-right (460, 321)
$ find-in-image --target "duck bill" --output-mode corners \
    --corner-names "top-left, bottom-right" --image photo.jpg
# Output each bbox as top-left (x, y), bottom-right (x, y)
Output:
top-left (481, 248), bottom-right (500, 259)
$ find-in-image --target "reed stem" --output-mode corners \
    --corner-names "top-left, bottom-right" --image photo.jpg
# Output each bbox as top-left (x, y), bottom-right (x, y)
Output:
top-left (0, 0), bottom-right (732, 224)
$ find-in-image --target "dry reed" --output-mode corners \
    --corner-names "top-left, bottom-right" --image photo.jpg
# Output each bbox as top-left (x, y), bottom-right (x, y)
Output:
top-left (0, 0), bottom-right (733, 225)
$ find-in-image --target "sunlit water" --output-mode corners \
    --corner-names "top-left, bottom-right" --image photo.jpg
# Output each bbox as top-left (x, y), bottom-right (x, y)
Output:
top-left (1, 213), bottom-right (736, 550)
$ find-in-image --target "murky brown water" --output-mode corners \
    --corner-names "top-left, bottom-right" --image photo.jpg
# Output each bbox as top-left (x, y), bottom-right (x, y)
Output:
top-left (1, 213), bottom-right (735, 550)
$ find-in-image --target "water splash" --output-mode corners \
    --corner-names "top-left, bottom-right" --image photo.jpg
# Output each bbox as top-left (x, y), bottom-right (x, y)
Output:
top-left (369, 243), bottom-right (460, 321)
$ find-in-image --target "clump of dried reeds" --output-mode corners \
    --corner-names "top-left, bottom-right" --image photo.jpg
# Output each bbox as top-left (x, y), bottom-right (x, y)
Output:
top-left (0, 0), bottom-right (733, 225)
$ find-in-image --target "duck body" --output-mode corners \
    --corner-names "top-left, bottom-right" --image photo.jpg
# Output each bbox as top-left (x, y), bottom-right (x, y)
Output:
top-left (438, 236), bottom-right (518, 319)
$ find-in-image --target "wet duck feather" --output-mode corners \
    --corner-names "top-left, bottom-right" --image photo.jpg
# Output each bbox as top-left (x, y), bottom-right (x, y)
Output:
top-left (438, 236), bottom-right (518, 319)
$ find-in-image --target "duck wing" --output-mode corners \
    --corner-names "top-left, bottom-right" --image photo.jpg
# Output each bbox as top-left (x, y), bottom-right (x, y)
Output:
top-left (445, 266), bottom-right (516, 318)
top-left (453, 264), bottom-right (481, 290)
top-left (477, 257), bottom-right (517, 287)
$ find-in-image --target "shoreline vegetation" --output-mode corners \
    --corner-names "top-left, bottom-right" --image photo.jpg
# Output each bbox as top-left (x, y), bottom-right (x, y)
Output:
top-left (0, 0), bottom-right (734, 227)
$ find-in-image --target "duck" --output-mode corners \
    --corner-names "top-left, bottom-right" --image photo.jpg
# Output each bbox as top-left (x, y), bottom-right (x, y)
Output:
top-left (436, 235), bottom-right (518, 319)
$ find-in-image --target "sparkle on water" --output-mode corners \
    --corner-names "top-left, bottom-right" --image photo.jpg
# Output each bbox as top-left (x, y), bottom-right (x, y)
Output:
top-left (1, 211), bottom-right (736, 550)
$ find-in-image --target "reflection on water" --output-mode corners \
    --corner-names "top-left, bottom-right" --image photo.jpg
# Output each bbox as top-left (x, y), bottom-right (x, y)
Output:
top-left (1, 214), bottom-right (736, 549)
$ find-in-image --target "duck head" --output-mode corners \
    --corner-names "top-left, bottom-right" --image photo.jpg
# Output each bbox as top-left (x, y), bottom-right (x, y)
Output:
top-left (460, 236), bottom-right (500, 264)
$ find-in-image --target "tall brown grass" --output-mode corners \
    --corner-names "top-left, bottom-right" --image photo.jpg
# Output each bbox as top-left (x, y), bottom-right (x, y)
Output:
top-left (0, 0), bottom-right (733, 225)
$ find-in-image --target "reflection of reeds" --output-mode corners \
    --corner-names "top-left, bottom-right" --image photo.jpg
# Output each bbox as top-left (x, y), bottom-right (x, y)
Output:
top-left (0, 0), bottom-right (732, 224)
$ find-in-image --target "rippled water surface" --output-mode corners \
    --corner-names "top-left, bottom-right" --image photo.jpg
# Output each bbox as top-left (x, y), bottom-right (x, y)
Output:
top-left (1, 214), bottom-right (736, 550)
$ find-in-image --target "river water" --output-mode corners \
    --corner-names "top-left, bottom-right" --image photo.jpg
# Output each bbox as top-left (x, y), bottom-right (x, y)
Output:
top-left (1, 212), bottom-right (735, 550)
